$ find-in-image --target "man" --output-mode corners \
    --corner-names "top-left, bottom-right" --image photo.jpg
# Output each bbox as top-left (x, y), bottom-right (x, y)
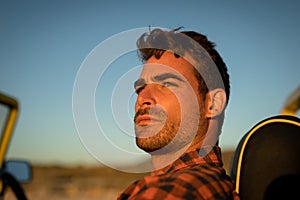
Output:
top-left (118, 28), bottom-right (239, 199)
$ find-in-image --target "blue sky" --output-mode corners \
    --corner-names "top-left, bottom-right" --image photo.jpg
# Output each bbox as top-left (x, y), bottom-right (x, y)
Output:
top-left (1, 0), bottom-right (299, 168)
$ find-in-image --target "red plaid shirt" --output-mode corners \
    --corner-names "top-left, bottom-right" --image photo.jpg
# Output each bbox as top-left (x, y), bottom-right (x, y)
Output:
top-left (118, 146), bottom-right (239, 200)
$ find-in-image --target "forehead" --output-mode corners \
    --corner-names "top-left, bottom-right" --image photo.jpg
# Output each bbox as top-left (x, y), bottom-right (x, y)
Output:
top-left (140, 52), bottom-right (196, 79)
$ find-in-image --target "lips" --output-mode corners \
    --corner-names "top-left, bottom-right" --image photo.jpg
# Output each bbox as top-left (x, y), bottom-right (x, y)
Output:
top-left (135, 115), bottom-right (160, 126)
top-left (134, 107), bottom-right (167, 126)
top-left (135, 115), bottom-right (150, 125)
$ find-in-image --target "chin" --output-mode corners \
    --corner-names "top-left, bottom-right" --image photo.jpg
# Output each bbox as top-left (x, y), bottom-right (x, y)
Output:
top-left (136, 137), bottom-right (188, 155)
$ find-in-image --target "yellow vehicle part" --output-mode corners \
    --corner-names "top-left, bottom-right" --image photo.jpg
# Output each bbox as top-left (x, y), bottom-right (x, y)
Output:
top-left (281, 85), bottom-right (300, 116)
top-left (0, 93), bottom-right (19, 192)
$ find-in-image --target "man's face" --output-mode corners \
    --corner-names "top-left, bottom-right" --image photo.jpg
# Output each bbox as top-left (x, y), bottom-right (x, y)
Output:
top-left (134, 52), bottom-right (207, 153)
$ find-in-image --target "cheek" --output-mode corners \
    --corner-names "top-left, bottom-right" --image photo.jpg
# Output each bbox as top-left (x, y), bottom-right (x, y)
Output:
top-left (162, 93), bottom-right (182, 120)
top-left (134, 100), bottom-right (139, 112)
top-left (174, 88), bottom-right (201, 119)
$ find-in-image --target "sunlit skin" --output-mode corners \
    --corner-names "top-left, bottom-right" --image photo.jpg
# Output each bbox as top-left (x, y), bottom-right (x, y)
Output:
top-left (134, 52), bottom-right (208, 158)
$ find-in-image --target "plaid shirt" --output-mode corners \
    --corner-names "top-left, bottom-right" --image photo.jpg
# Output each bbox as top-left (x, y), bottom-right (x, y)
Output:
top-left (118, 146), bottom-right (239, 200)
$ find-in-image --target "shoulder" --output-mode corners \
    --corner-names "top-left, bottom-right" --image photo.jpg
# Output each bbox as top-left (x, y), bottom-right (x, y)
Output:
top-left (124, 165), bottom-right (236, 199)
top-left (173, 165), bottom-right (235, 198)
top-left (118, 165), bottom-right (238, 199)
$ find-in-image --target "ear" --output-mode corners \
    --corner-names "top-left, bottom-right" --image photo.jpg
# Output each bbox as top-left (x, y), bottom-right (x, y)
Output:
top-left (205, 89), bottom-right (227, 119)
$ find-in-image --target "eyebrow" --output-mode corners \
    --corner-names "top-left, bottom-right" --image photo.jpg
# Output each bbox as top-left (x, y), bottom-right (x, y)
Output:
top-left (134, 79), bottom-right (146, 89)
top-left (153, 73), bottom-right (184, 82)
top-left (134, 73), bottom-right (185, 88)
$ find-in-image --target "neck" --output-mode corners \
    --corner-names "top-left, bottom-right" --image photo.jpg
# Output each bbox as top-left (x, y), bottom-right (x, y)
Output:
top-left (150, 145), bottom-right (188, 170)
top-left (149, 117), bottom-right (222, 171)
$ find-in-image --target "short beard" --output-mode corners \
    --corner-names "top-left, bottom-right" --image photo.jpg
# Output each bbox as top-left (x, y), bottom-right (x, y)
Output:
top-left (136, 123), bottom-right (178, 153)
top-left (134, 107), bottom-right (172, 152)
top-left (134, 106), bottom-right (202, 154)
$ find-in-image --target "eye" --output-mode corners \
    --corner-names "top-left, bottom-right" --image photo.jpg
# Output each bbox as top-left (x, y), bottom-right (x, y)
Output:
top-left (135, 85), bottom-right (145, 94)
top-left (162, 82), bottom-right (177, 87)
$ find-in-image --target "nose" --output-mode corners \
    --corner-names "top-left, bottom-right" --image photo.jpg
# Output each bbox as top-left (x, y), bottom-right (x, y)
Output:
top-left (136, 84), bottom-right (156, 108)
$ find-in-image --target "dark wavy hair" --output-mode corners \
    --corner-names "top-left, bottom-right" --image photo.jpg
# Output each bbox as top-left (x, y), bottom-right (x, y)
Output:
top-left (136, 28), bottom-right (230, 104)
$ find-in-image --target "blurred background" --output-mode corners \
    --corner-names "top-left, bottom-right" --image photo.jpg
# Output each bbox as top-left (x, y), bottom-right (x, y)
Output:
top-left (1, 0), bottom-right (299, 199)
